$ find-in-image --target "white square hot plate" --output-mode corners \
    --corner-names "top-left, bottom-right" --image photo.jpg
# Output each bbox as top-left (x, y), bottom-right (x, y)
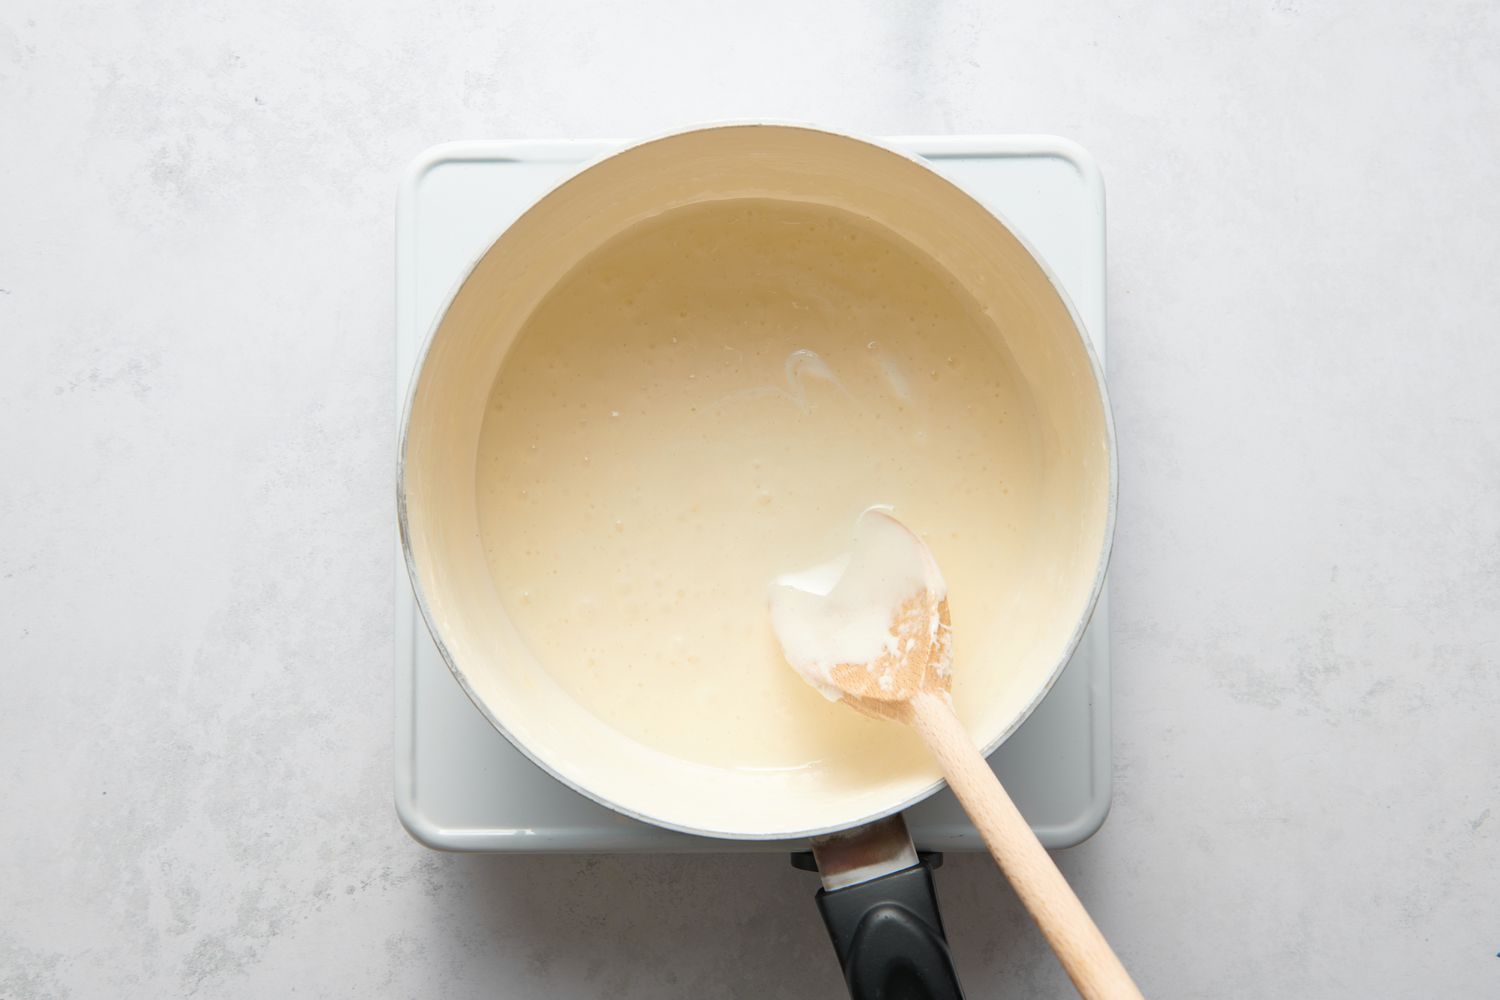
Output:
top-left (395, 134), bottom-right (1109, 852)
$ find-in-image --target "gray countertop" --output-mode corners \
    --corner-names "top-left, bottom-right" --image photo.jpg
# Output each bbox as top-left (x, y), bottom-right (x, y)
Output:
top-left (3, 1), bottom-right (1497, 997)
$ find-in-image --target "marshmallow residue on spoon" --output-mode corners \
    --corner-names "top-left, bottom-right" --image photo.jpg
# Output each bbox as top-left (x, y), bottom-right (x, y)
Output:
top-left (768, 509), bottom-right (947, 701)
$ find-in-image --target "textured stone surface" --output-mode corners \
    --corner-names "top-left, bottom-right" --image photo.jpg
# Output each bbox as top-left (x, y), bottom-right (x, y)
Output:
top-left (2, 1), bottom-right (1498, 996)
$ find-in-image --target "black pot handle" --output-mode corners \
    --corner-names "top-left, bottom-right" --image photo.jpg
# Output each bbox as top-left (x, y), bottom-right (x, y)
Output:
top-left (807, 856), bottom-right (966, 1000)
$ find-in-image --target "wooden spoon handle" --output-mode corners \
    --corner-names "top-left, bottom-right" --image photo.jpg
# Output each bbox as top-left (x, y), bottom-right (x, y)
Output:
top-left (908, 690), bottom-right (1145, 1000)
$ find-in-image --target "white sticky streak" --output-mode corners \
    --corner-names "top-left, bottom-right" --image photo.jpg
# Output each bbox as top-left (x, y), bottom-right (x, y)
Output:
top-left (877, 354), bottom-right (911, 402)
top-left (712, 348), bottom-right (850, 412)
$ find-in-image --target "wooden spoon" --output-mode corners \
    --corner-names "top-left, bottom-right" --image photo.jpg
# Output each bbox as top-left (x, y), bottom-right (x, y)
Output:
top-left (785, 515), bottom-right (1144, 1000)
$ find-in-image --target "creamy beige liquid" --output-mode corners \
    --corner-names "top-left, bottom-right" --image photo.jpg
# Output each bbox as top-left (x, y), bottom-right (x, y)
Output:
top-left (476, 198), bottom-right (1041, 772)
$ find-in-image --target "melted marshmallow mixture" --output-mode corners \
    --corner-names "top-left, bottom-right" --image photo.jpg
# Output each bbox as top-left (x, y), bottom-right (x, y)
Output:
top-left (475, 198), bottom-right (1041, 772)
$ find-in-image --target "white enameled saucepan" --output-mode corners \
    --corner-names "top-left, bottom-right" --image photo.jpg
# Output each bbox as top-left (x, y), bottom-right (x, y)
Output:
top-left (398, 124), bottom-right (1115, 999)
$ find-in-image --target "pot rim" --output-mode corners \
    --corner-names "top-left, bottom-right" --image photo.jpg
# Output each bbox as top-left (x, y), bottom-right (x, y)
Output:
top-left (395, 121), bottom-right (1118, 841)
